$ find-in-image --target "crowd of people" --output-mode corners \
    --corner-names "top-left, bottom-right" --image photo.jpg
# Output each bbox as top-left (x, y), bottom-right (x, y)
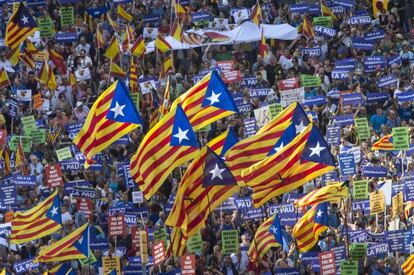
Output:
top-left (1, 0), bottom-right (414, 274)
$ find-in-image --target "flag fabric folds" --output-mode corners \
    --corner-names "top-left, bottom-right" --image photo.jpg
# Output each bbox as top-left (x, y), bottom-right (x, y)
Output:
top-left (225, 102), bottom-right (309, 185)
top-left (293, 202), bottom-right (330, 252)
top-left (5, 3), bottom-right (38, 49)
top-left (130, 70), bottom-right (238, 199)
top-left (155, 35), bottom-right (172, 54)
top-left (11, 191), bottom-right (62, 244)
top-left (258, 29), bottom-right (268, 59)
top-left (166, 227), bottom-right (186, 257)
top-left (372, 134), bottom-right (394, 151)
top-left (36, 223), bottom-right (89, 262)
top-left (170, 20), bottom-right (183, 42)
top-left (19, 41), bottom-right (35, 69)
top-left (96, 25), bottom-right (105, 49)
top-left (109, 62), bottom-right (126, 79)
top-left (129, 58), bottom-right (138, 92)
top-left (130, 36), bottom-right (146, 57)
top-left (37, 61), bottom-right (57, 91)
top-left (0, 69), bottom-right (9, 89)
top-left (49, 262), bottom-right (76, 275)
top-left (6, 47), bottom-right (20, 66)
top-left (159, 76), bottom-right (171, 116)
top-left (250, 0), bottom-right (262, 25)
top-left (321, 3), bottom-right (338, 20)
top-left (74, 80), bottom-right (142, 167)
top-left (163, 55), bottom-right (173, 74)
top-left (403, 254), bottom-right (414, 275)
top-left (248, 215), bottom-right (282, 261)
top-left (241, 123), bottom-right (335, 207)
top-left (165, 129), bottom-right (239, 238)
top-left (294, 183), bottom-right (349, 208)
top-left (117, 5), bottom-right (132, 22)
top-left (48, 49), bottom-right (67, 75)
top-left (302, 17), bottom-right (315, 38)
top-left (104, 36), bottom-right (121, 62)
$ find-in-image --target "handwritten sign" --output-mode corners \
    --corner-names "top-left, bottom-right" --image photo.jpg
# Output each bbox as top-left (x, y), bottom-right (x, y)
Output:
top-left (45, 164), bottom-right (64, 188)
top-left (354, 117), bottom-right (370, 140)
top-left (392, 127), bottom-right (409, 150)
top-left (319, 251), bottom-right (336, 275)
top-left (102, 256), bottom-right (120, 275)
top-left (60, 6), bottom-right (74, 26)
top-left (153, 240), bottom-right (166, 265)
top-left (181, 255), bottom-right (196, 275)
top-left (108, 214), bottom-right (126, 237)
top-left (221, 230), bottom-right (238, 255)
top-left (353, 180), bottom-right (368, 200)
top-left (369, 190), bottom-right (385, 215)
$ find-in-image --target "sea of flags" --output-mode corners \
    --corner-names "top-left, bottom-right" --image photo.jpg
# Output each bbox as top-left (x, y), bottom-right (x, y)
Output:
top-left (294, 182), bottom-right (349, 208)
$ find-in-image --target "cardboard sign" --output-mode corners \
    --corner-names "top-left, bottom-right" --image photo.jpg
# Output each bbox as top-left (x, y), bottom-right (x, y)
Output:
top-left (221, 230), bottom-right (239, 255)
top-left (37, 16), bottom-right (55, 38)
top-left (350, 243), bottom-right (367, 260)
top-left (268, 103), bottom-right (283, 119)
top-left (369, 190), bottom-right (385, 215)
top-left (319, 251), bottom-right (336, 275)
top-left (132, 191), bottom-right (144, 204)
top-left (139, 230), bottom-right (148, 264)
top-left (278, 77), bottom-right (300, 90)
top-left (108, 214), bottom-right (126, 237)
top-left (280, 87), bottom-right (305, 107)
top-left (353, 180), bottom-right (368, 200)
top-left (300, 74), bottom-right (321, 88)
top-left (340, 260), bottom-right (358, 275)
top-left (45, 164), bottom-right (64, 188)
top-left (392, 127), bottom-right (409, 150)
top-left (27, 129), bottom-right (46, 144)
top-left (76, 198), bottom-right (92, 219)
top-left (9, 136), bottom-right (32, 152)
top-left (21, 116), bottom-right (36, 133)
top-left (392, 192), bottom-right (403, 218)
top-left (153, 240), bottom-right (166, 265)
top-left (102, 256), bottom-right (121, 275)
top-left (186, 231), bottom-right (203, 255)
top-left (60, 6), bottom-right (74, 26)
top-left (354, 117), bottom-right (370, 140)
top-left (56, 147), bottom-right (72, 161)
top-left (181, 255), bottom-right (196, 275)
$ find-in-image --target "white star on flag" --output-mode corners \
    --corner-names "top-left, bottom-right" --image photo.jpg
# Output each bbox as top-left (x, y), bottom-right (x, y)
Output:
top-left (309, 142), bottom-right (325, 157)
top-left (316, 209), bottom-right (323, 218)
top-left (206, 91), bottom-right (221, 105)
top-left (21, 15), bottom-right (29, 25)
top-left (209, 164), bottom-right (225, 180)
top-left (295, 121), bottom-right (306, 134)
top-left (78, 236), bottom-right (83, 244)
top-left (173, 127), bottom-right (189, 144)
top-left (273, 142), bottom-right (284, 154)
top-left (110, 101), bottom-right (126, 118)
top-left (50, 206), bottom-right (59, 216)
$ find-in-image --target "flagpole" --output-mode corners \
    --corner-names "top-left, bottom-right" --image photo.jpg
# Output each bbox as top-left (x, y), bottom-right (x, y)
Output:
top-left (107, 59), bottom-right (112, 88)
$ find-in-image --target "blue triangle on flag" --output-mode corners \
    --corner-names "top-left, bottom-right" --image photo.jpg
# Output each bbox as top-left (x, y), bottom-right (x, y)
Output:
top-left (301, 125), bottom-right (335, 166)
top-left (221, 127), bottom-right (239, 157)
top-left (13, 3), bottom-right (37, 28)
top-left (106, 80), bottom-right (143, 125)
top-left (46, 195), bottom-right (62, 224)
top-left (203, 146), bottom-right (237, 187)
top-left (314, 202), bottom-right (329, 226)
top-left (73, 225), bottom-right (89, 257)
top-left (170, 104), bottom-right (198, 147)
top-left (201, 70), bottom-right (238, 113)
top-left (268, 214), bottom-right (283, 244)
top-left (267, 123), bottom-right (296, 157)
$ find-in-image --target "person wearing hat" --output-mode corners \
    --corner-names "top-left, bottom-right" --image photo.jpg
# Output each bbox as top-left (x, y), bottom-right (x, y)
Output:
top-left (73, 101), bottom-right (89, 122)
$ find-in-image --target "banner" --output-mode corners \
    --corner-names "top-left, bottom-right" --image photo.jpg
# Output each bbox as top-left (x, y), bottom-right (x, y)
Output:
top-left (314, 25), bottom-right (337, 37)
top-left (304, 95), bottom-right (326, 106)
top-left (334, 114), bottom-right (354, 126)
top-left (300, 74), bottom-right (321, 88)
top-left (71, 186), bottom-right (96, 199)
top-left (60, 6), bottom-right (74, 26)
top-left (45, 164), bottom-right (64, 188)
top-left (12, 174), bottom-right (36, 186)
top-left (363, 166), bottom-right (387, 178)
top-left (392, 127), bottom-right (409, 150)
top-left (334, 58), bottom-right (355, 71)
top-left (367, 243), bottom-right (388, 257)
top-left (349, 15), bottom-right (371, 25)
top-left (221, 230), bottom-right (239, 255)
top-left (352, 38), bottom-right (374, 51)
top-left (353, 180), bottom-right (368, 200)
top-left (55, 32), bottom-right (78, 43)
top-left (342, 93), bottom-right (364, 106)
top-left (289, 3), bottom-right (309, 13)
top-left (280, 87), bottom-right (304, 107)
top-left (370, 190), bottom-right (385, 215)
top-left (249, 88), bottom-right (271, 98)
top-left (366, 92), bottom-right (389, 103)
top-left (396, 91), bottom-right (414, 102)
top-left (376, 74), bottom-right (398, 88)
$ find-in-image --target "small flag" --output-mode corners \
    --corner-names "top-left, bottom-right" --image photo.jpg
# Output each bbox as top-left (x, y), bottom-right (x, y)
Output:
top-left (0, 69), bottom-right (9, 89)
top-left (155, 34), bottom-right (172, 54)
top-left (19, 41), bottom-right (35, 69)
top-left (96, 25), bottom-right (105, 49)
top-left (5, 3), bottom-right (38, 49)
top-left (117, 5), bottom-right (132, 22)
top-left (250, 0), bottom-right (262, 25)
top-left (109, 62), bottom-right (126, 79)
top-left (130, 36), bottom-right (146, 57)
top-left (104, 35), bottom-right (121, 62)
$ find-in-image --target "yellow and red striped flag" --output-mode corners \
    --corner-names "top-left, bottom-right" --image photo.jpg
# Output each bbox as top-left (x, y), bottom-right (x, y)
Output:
top-left (224, 102), bottom-right (306, 185)
top-left (258, 29), bottom-right (268, 58)
top-left (126, 24), bottom-right (135, 42)
top-left (122, 32), bottom-right (130, 52)
top-left (372, 134), bottom-right (394, 151)
top-left (302, 16), bottom-right (315, 38)
top-left (165, 129), bottom-right (239, 238)
top-left (48, 48), bottom-right (67, 75)
top-left (15, 141), bottom-right (28, 175)
top-left (37, 61), bottom-right (57, 91)
top-left (19, 41), bottom-right (35, 69)
top-left (11, 191), bottom-right (62, 244)
top-left (36, 223), bottom-right (89, 262)
top-left (130, 36), bottom-right (146, 57)
top-left (6, 47), bottom-right (20, 66)
top-left (130, 71), bottom-right (238, 199)
top-left (294, 183), bottom-right (349, 208)
top-left (250, 0), bottom-right (262, 26)
top-left (241, 123), bottom-right (335, 207)
top-left (159, 76), bottom-right (171, 116)
top-left (74, 80), bottom-right (142, 167)
top-left (248, 215), bottom-right (281, 262)
top-left (106, 13), bottom-right (119, 30)
top-left (129, 58), bottom-right (138, 92)
top-left (292, 202), bottom-right (329, 252)
top-left (166, 227), bottom-right (186, 257)
top-left (321, 3), bottom-right (338, 20)
top-left (170, 20), bottom-right (183, 42)
top-left (173, 0), bottom-right (188, 20)
top-left (155, 34), bottom-right (172, 54)
top-left (403, 254), bottom-right (414, 275)
top-left (104, 35), bottom-right (121, 62)
top-left (117, 5), bottom-right (132, 22)
top-left (5, 3), bottom-right (38, 49)
top-left (163, 55), bottom-right (173, 74)
top-left (96, 25), bottom-right (105, 49)
top-left (0, 69), bottom-right (9, 89)
top-left (109, 62), bottom-right (126, 79)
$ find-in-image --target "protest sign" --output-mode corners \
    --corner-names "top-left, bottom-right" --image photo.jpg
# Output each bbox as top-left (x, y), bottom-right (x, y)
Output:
top-left (27, 129), bottom-right (46, 144)
top-left (56, 147), bottom-right (72, 161)
top-left (300, 74), bottom-right (321, 88)
top-left (76, 198), bottom-right (92, 219)
top-left (71, 186), bottom-right (96, 199)
top-left (376, 74), bottom-right (398, 88)
top-left (181, 255), bottom-right (196, 275)
top-left (154, 226), bottom-right (168, 247)
top-left (132, 191), bottom-right (144, 204)
top-left (222, 70), bottom-right (241, 84)
top-left (350, 243), bottom-right (367, 260)
top-left (392, 192), bottom-right (403, 218)
top-left (363, 166), bottom-right (387, 178)
top-left (16, 89), bottom-right (32, 102)
top-left (79, 250), bottom-right (97, 266)
top-left (349, 15), bottom-right (371, 25)
top-left (253, 106), bottom-right (270, 128)
top-left (326, 124), bottom-right (341, 146)
top-left (352, 38), bottom-right (373, 51)
top-left (33, 94), bottom-right (43, 110)
top-left (338, 154), bottom-right (356, 176)
top-left (108, 214), bottom-right (126, 236)
top-left (60, 6), bottom-right (74, 26)
top-left (301, 47), bottom-right (322, 57)
top-left (268, 103), bottom-right (282, 119)
top-left (369, 190), bottom-right (385, 215)
top-left (302, 252), bottom-right (320, 272)
top-left (280, 87), bottom-right (304, 107)
top-left (392, 127), bottom-right (409, 150)
top-left (187, 231), bottom-right (203, 255)
top-left (241, 76), bottom-right (257, 87)
top-left (216, 61), bottom-right (234, 72)
top-left (249, 88), bottom-right (271, 98)
top-left (340, 260), bottom-right (358, 275)
top-left (289, 3), bottom-right (309, 13)
top-left (0, 177), bottom-right (16, 208)
top-left (314, 25), bottom-right (337, 37)
top-left (313, 16), bottom-right (333, 27)
top-left (140, 230), bottom-right (148, 264)
top-left (353, 180), bottom-right (368, 200)
top-left (37, 16), bottom-right (55, 38)
top-left (131, 226), bottom-right (140, 250)
top-left (354, 117), bottom-right (370, 140)
top-left (221, 230), bottom-right (239, 255)
top-left (278, 77), bottom-right (299, 90)
top-left (21, 116), bottom-right (36, 132)
top-left (9, 136), bottom-right (32, 152)
top-left (102, 256), bottom-right (121, 275)
top-left (367, 243), bottom-right (388, 257)
top-left (153, 240), bottom-right (166, 265)
top-left (12, 174), bottom-right (36, 186)
top-left (14, 257), bottom-right (40, 275)
top-left (45, 164), bottom-right (64, 188)
top-left (319, 251), bottom-right (336, 275)
top-left (304, 95), bottom-right (326, 106)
